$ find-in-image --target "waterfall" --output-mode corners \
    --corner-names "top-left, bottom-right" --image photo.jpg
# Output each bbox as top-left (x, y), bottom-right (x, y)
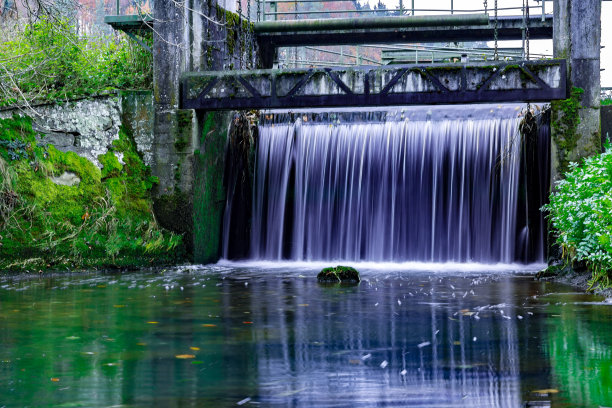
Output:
top-left (224, 104), bottom-right (547, 264)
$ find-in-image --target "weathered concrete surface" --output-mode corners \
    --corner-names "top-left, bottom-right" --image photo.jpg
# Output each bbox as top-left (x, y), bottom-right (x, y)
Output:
top-left (602, 105), bottom-right (612, 146)
top-left (183, 60), bottom-right (567, 110)
top-left (152, 0), bottom-right (257, 261)
top-left (193, 111), bottom-right (232, 264)
top-left (121, 91), bottom-right (154, 166)
top-left (551, 0), bottom-right (601, 182)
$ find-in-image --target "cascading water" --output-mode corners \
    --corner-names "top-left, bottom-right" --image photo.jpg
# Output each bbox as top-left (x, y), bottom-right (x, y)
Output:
top-left (223, 104), bottom-right (548, 264)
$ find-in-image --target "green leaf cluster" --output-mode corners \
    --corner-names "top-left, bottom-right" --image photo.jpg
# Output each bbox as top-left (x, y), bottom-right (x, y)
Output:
top-left (0, 115), bottom-right (184, 272)
top-left (544, 145), bottom-right (612, 288)
top-left (0, 17), bottom-right (152, 106)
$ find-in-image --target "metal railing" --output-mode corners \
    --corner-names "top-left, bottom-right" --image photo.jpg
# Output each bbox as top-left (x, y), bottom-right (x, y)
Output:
top-left (107, 0), bottom-right (153, 16)
top-left (255, 0), bottom-right (550, 22)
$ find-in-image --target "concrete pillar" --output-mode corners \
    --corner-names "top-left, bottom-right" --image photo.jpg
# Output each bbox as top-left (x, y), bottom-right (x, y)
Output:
top-left (151, 1), bottom-right (198, 253)
top-left (551, 0), bottom-right (601, 183)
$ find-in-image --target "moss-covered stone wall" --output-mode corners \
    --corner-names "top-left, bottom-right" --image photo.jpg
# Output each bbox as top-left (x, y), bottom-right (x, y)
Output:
top-left (0, 115), bottom-right (183, 272)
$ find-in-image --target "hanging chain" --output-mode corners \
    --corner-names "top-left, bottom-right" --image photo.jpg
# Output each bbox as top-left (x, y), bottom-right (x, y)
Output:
top-left (238, 0), bottom-right (244, 68)
top-left (257, 0), bottom-right (261, 21)
top-left (247, 0), bottom-right (252, 68)
top-left (483, 0), bottom-right (487, 13)
top-left (494, 0), bottom-right (498, 60)
top-left (525, 0), bottom-right (530, 60)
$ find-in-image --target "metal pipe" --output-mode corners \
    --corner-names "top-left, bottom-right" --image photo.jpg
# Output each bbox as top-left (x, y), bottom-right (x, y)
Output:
top-left (254, 13), bottom-right (489, 33)
top-left (262, 6), bottom-right (540, 16)
top-left (116, 0), bottom-right (120, 14)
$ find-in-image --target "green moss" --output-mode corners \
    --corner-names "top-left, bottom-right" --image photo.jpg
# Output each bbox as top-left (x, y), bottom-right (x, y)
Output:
top-left (317, 266), bottom-right (360, 284)
top-left (552, 87), bottom-right (585, 174)
top-left (0, 115), bottom-right (184, 272)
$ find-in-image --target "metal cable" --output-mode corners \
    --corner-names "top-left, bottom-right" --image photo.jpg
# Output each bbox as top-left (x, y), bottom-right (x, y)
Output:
top-left (494, 0), bottom-right (498, 60)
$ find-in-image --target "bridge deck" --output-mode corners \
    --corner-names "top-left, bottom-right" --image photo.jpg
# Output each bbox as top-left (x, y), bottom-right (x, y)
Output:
top-left (256, 15), bottom-right (552, 67)
top-left (182, 60), bottom-right (567, 111)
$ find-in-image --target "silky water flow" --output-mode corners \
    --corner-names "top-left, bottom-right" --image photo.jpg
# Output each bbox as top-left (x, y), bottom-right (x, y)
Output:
top-left (223, 104), bottom-right (549, 264)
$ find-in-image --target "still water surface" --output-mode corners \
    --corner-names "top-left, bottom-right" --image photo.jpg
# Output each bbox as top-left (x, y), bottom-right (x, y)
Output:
top-left (1, 264), bottom-right (611, 407)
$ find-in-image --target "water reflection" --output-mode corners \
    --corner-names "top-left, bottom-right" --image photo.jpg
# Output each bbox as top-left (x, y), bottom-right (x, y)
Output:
top-left (0, 267), bottom-right (609, 407)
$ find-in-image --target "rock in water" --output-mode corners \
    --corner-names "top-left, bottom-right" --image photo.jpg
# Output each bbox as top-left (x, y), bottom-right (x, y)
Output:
top-left (317, 266), bottom-right (360, 284)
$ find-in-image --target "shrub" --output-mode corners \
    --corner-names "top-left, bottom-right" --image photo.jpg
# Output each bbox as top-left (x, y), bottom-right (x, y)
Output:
top-left (0, 17), bottom-right (152, 107)
top-left (544, 145), bottom-right (612, 288)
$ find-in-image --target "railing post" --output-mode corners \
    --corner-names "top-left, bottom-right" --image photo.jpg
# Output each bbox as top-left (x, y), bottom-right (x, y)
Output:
top-left (450, 0), bottom-right (453, 14)
top-left (542, 0), bottom-right (545, 22)
top-left (411, 0), bottom-right (414, 15)
top-left (399, 0), bottom-right (403, 15)
top-left (262, 0), bottom-right (266, 21)
top-left (116, 0), bottom-right (120, 14)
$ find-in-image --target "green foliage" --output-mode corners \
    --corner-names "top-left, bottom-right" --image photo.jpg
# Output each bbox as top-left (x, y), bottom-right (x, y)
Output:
top-left (0, 17), bottom-right (152, 106)
top-left (602, 98), bottom-right (612, 106)
top-left (543, 145), bottom-right (612, 289)
top-left (0, 115), bottom-right (184, 272)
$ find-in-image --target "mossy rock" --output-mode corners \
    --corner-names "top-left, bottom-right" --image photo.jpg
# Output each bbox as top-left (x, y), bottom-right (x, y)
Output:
top-left (317, 266), bottom-right (360, 284)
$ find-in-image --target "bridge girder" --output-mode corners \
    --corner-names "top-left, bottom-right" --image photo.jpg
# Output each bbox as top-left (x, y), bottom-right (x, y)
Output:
top-left (181, 60), bottom-right (567, 111)
top-left (256, 15), bottom-right (553, 68)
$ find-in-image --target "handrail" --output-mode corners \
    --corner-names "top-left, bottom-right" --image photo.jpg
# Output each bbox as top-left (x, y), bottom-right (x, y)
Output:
top-left (255, 13), bottom-right (489, 33)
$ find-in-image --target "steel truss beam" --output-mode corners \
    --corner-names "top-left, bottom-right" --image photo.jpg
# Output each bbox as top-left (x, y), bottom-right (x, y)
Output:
top-left (181, 60), bottom-right (567, 110)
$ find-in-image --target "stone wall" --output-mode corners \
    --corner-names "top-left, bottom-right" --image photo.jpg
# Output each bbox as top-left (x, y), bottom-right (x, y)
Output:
top-left (0, 92), bottom-right (154, 167)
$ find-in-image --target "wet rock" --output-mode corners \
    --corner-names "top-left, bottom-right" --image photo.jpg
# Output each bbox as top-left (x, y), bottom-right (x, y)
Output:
top-left (317, 266), bottom-right (360, 284)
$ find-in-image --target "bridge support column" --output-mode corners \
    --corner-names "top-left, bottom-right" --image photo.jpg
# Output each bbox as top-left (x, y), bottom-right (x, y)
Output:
top-left (551, 0), bottom-right (602, 183)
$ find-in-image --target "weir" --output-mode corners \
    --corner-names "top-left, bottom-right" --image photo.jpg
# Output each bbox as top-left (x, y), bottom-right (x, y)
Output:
top-left (223, 104), bottom-right (550, 264)
top-left (101, 0), bottom-right (601, 264)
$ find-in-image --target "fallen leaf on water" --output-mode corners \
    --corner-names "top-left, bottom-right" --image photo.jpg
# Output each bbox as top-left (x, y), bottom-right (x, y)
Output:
top-left (65, 336), bottom-right (80, 341)
top-left (454, 341), bottom-right (461, 345)
top-left (298, 304), bottom-right (309, 307)
top-left (243, 321), bottom-right (253, 324)
top-left (202, 324), bottom-right (216, 327)
top-left (113, 305), bottom-right (126, 308)
top-left (50, 378), bottom-right (60, 382)
top-left (97, 285), bottom-right (106, 288)
top-left (349, 359), bottom-right (361, 365)
top-left (190, 347), bottom-right (200, 351)
top-left (176, 354), bottom-right (195, 359)
top-left (136, 342), bottom-right (147, 346)
top-left (532, 389), bottom-right (559, 395)
top-left (191, 360), bottom-right (203, 365)
top-left (147, 321), bottom-right (158, 324)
